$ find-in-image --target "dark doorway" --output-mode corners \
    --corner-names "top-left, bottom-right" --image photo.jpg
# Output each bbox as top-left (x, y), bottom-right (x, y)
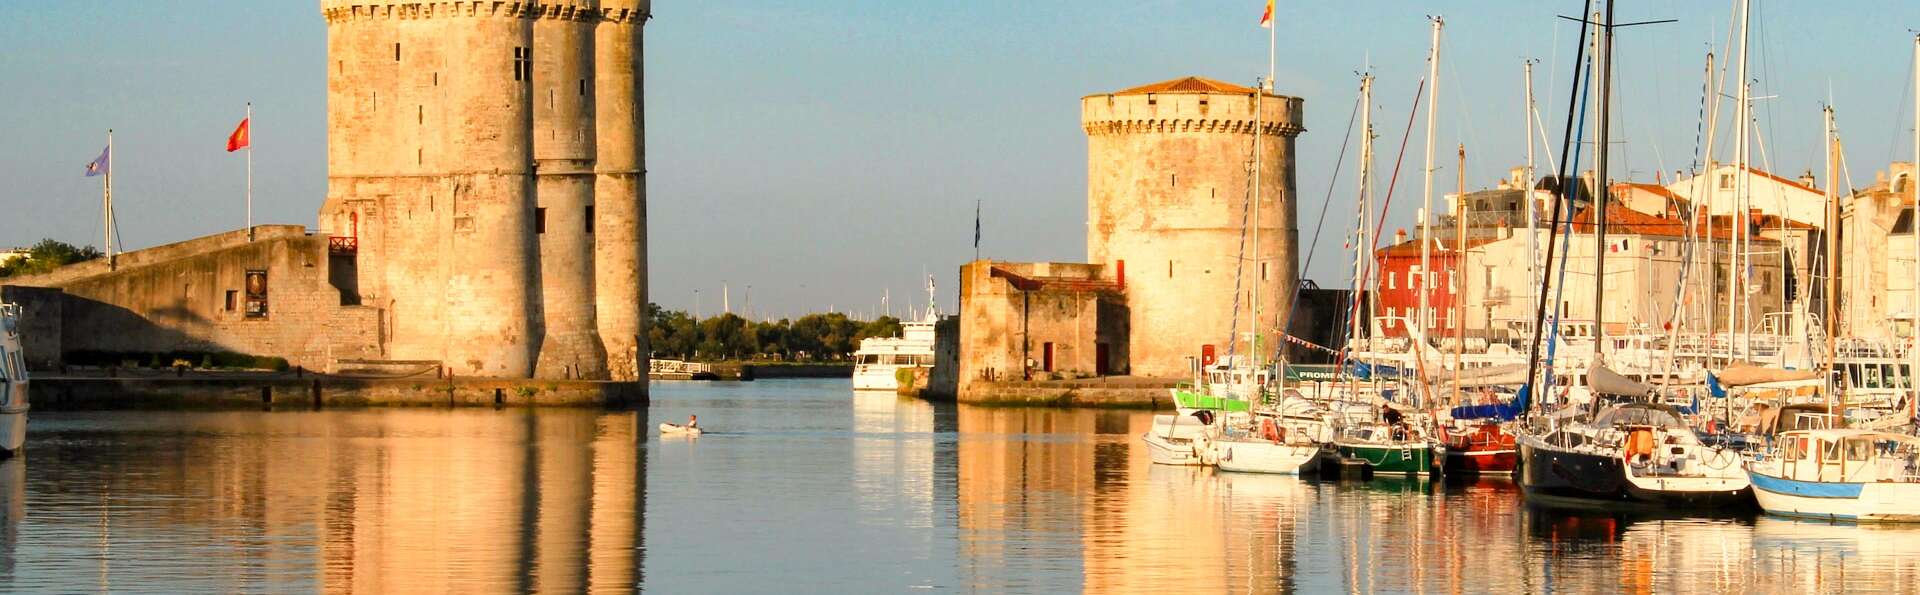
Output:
top-left (1095, 342), bottom-right (1111, 376)
top-left (1042, 342), bottom-right (1055, 373)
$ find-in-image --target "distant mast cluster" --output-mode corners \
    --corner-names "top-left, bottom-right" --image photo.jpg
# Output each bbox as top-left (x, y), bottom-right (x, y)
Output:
top-left (317, 1), bottom-right (650, 380)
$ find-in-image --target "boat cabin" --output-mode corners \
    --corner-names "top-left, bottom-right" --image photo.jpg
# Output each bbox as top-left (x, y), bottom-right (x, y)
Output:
top-left (1772, 429), bottom-right (1920, 484)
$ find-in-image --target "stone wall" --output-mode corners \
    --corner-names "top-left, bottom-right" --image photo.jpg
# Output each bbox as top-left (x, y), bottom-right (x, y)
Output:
top-left (955, 260), bottom-right (1126, 400)
top-left (1, 226), bottom-right (379, 371)
top-left (0, 286), bottom-right (62, 370)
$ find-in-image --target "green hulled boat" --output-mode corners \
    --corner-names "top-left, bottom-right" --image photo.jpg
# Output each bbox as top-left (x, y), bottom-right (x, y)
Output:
top-left (1333, 424), bottom-right (1437, 475)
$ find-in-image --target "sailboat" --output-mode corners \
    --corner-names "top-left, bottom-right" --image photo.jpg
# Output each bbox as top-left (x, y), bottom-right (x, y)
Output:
top-left (0, 302), bottom-right (26, 456)
top-left (1741, 35), bottom-right (1920, 523)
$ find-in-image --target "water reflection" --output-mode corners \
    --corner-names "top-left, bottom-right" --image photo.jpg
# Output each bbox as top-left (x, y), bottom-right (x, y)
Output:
top-left (10, 381), bottom-right (1920, 593)
top-left (940, 405), bottom-right (1920, 594)
top-left (7, 409), bottom-right (644, 593)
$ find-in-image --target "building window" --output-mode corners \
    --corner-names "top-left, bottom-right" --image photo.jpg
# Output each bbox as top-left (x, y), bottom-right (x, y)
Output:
top-left (579, 79), bottom-right (587, 97)
top-left (1449, 270), bottom-right (1457, 292)
top-left (1168, 260), bottom-right (1174, 278)
top-left (225, 290), bottom-right (237, 312)
top-left (1427, 307), bottom-right (1437, 328)
top-left (535, 207), bottom-right (547, 234)
top-left (1388, 272), bottom-right (1396, 289)
top-left (1147, 93), bottom-right (1157, 106)
top-left (1170, 173), bottom-right (1177, 187)
top-left (1447, 312), bottom-right (1456, 329)
top-left (1385, 307), bottom-right (1396, 327)
top-left (1719, 174), bottom-right (1733, 190)
top-left (513, 47), bottom-right (533, 82)
top-left (394, 42), bottom-right (401, 62)
top-left (1261, 262), bottom-right (1268, 281)
top-left (584, 205), bottom-right (595, 234)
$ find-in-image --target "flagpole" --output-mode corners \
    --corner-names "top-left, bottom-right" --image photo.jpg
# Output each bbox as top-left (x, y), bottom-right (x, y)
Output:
top-left (105, 129), bottom-right (115, 270)
top-left (246, 102), bottom-right (254, 242)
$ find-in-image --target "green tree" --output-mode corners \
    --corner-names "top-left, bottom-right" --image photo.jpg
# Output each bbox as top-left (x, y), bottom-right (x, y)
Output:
top-left (0, 239), bottom-right (102, 277)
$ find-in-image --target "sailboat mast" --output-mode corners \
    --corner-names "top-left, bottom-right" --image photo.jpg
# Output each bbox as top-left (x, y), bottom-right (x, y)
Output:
top-left (1252, 75), bottom-right (1264, 374)
top-left (1419, 16), bottom-right (1443, 373)
top-left (1824, 104), bottom-right (1839, 419)
top-left (1353, 74), bottom-right (1374, 366)
top-left (1910, 33), bottom-right (1919, 418)
top-left (1525, 60), bottom-right (1539, 324)
top-left (1734, 0), bottom-right (1753, 358)
top-left (1454, 143), bottom-right (1467, 406)
top-left (1698, 51), bottom-right (1718, 363)
top-left (1593, 0), bottom-right (1614, 357)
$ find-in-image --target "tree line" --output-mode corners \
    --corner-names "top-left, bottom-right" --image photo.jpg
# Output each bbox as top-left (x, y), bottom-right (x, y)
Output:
top-left (0, 239), bottom-right (102, 278)
top-left (646, 304), bottom-right (904, 362)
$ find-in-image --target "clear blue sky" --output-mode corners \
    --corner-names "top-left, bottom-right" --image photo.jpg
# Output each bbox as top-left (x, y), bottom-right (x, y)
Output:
top-left (3, 1), bottom-right (1917, 319)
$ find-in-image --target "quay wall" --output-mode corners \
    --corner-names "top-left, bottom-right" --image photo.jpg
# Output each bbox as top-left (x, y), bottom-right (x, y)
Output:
top-left (1, 226), bottom-right (382, 372)
top-left (30, 376), bottom-right (645, 410)
top-left (959, 379), bottom-right (1175, 409)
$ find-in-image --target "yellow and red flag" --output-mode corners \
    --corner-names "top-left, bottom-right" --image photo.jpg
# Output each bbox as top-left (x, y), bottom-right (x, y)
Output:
top-left (226, 118), bottom-right (250, 152)
top-left (1259, 0), bottom-right (1275, 28)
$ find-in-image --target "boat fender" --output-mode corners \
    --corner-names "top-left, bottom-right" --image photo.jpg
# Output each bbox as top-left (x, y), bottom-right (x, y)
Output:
top-left (1261, 418), bottom-right (1283, 444)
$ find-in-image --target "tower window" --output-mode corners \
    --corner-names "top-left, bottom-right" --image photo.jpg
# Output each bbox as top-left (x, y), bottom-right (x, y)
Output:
top-left (1261, 262), bottom-right (1268, 281)
top-left (1170, 173), bottom-right (1177, 187)
top-left (584, 205), bottom-right (595, 234)
top-left (433, 72), bottom-right (438, 86)
top-left (513, 47), bottom-right (533, 82)
top-left (535, 207), bottom-right (547, 234)
top-left (579, 79), bottom-right (587, 97)
top-left (394, 42), bottom-right (401, 62)
top-left (417, 105), bottom-right (422, 124)
top-left (1168, 260), bottom-right (1174, 278)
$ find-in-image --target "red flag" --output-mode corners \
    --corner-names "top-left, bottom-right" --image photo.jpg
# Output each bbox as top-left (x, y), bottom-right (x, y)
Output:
top-left (227, 118), bottom-right (250, 152)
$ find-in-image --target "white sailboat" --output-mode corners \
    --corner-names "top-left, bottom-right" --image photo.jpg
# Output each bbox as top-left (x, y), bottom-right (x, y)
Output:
top-left (0, 303), bottom-right (29, 456)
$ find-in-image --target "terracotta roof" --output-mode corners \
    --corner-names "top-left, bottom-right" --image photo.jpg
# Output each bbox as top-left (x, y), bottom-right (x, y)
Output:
top-left (1568, 204), bottom-right (1789, 241)
top-left (989, 267), bottom-right (1119, 293)
top-left (1109, 76), bottom-right (1258, 96)
top-left (1738, 164), bottom-right (1820, 194)
top-left (1373, 237), bottom-right (1498, 257)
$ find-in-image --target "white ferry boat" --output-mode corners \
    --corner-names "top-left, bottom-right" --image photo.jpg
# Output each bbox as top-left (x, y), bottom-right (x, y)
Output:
top-left (0, 303), bottom-right (27, 456)
top-left (852, 279), bottom-right (940, 391)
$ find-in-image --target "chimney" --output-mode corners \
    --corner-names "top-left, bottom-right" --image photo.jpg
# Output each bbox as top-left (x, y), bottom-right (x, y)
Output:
top-left (1798, 170), bottom-right (1816, 188)
top-left (1395, 228), bottom-right (1409, 245)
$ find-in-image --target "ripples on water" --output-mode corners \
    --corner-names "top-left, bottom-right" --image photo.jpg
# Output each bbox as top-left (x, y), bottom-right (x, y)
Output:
top-left (3, 378), bottom-right (1919, 593)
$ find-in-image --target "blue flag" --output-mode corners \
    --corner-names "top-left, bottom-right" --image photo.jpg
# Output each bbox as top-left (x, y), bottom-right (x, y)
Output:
top-left (974, 200), bottom-right (981, 252)
top-left (84, 146), bottom-right (109, 177)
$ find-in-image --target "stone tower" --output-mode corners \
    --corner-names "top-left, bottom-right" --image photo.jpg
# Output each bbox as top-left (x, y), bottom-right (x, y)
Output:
top-left (594, 1), bottom-right (648, 382)
top-left (533, 3), bottom-right (606, 379)
top-left (1082, 77), bottom-right (1305, 377)
top-left (318, 1), bottom-right (648, 380)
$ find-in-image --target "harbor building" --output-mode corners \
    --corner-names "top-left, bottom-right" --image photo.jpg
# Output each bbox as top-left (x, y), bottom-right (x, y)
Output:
top-left (1840, 162), bottom-right (1918, 338)
top-left (946, 77), bottom-right (1306, 398)
top-left (1376, 183), bottom-right (1793, 343)
top-left (1, 1), bottom-right (651, 382)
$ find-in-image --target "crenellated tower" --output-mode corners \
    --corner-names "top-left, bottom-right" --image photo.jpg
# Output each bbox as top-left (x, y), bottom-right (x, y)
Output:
top-left (317, 1), bottom-right (646, 380)
top-left (1082, 77), bottom-right (1305, 377)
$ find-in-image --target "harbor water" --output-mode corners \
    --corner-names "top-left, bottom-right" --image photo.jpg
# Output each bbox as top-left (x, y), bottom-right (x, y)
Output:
top-left (2, 378), bottom-right (1917, 593)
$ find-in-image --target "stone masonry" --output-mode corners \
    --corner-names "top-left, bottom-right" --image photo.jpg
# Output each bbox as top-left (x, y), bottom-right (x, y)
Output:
top-left (316, 1), bottom-right (649, 380)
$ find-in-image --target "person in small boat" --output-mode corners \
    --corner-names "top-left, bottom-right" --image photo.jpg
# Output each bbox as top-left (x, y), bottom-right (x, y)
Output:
top-left (686, 414), bottom-right (698, 429)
